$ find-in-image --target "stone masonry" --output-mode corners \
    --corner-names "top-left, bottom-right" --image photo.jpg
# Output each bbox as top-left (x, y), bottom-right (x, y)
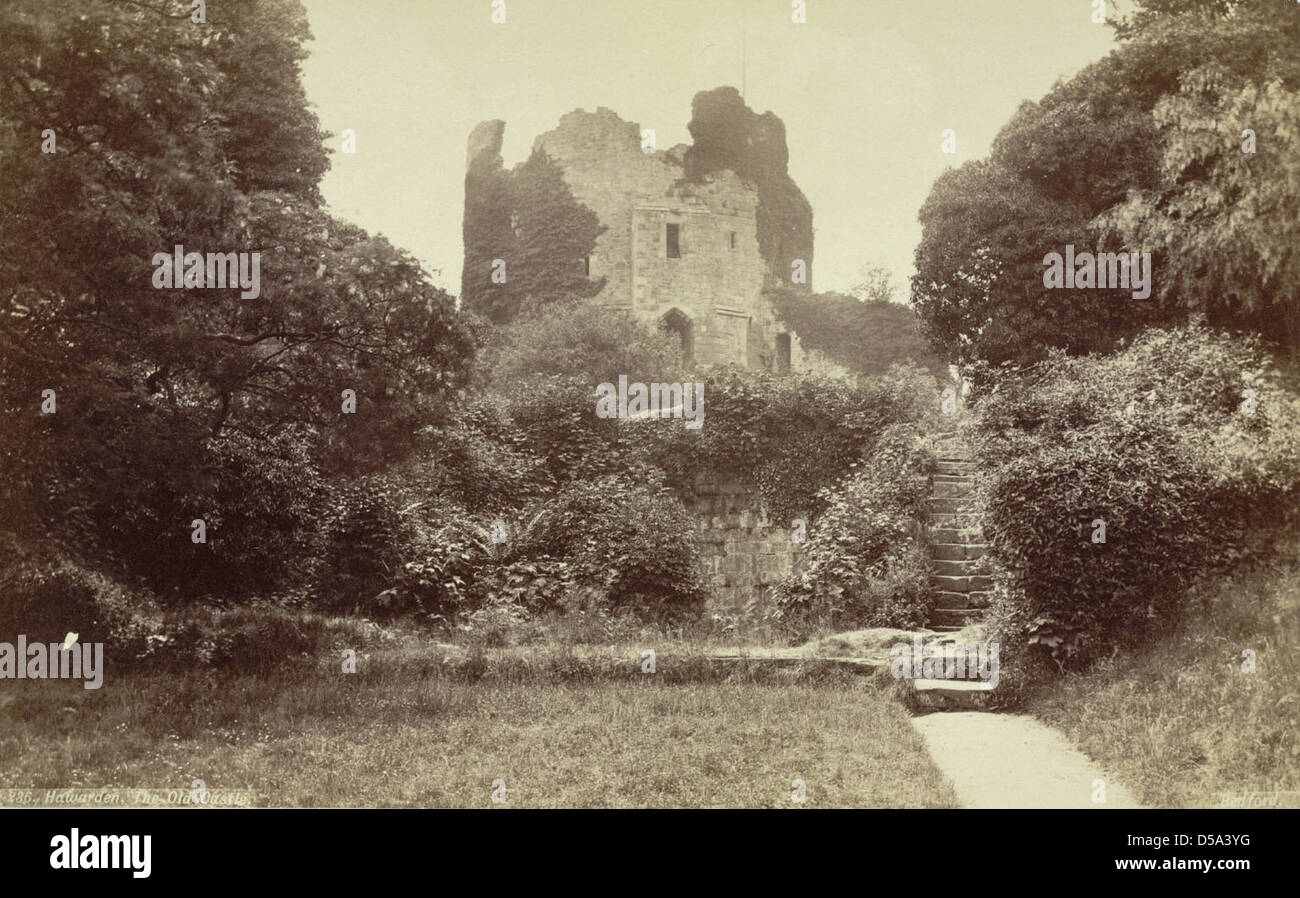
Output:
top-left (684, 471), bottom-right (801, 617)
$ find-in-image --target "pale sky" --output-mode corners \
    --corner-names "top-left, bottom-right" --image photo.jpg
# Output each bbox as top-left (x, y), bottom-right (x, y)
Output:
top-left (300, 0), bottom-right (1122, 298)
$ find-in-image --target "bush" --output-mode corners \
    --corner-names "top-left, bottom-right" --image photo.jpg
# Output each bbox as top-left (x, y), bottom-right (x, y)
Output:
top-left (973, 327), bottom-right (1300, 669)
top-left (0, 534), bottom-right (159, 664)
top-left (389, 474), bottom-right (706, 626)
top-left (633, 364), bottom-right (942, 523)
top-left (391, 508), bottom-right (490, 620)
top-left (421, 398), bottom-right (547, 512)
top-left (25, 412), bottom-right (329, 605)
top-left (512, 474), bottom-right (708, 621)
top-left (478, 298), bottom-right (685, 388)
top-left (500, 375), bottom-right (634, 488)
top-left (773, 425), bottom-right (935, 633)
top-left (318, 473), bottom-right (414, 615)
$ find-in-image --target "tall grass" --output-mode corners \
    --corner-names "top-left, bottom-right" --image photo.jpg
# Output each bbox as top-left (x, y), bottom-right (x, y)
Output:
top-left (1027, 542), bottom-right (1300, 808)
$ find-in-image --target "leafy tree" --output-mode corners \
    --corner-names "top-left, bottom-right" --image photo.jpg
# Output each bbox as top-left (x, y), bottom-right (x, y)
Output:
top-left (910, 0), bottom-right (1300, 365)
top-left (847, 263), bottom-right (898, 305)
top-left (1100, 3), bottom-right (1300, 357)
top-left (0, 0), bottom-right (475, 596)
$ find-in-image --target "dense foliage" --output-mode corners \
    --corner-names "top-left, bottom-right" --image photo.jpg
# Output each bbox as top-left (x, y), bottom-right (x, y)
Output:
top-left (0, 0), bottom-right (476, 600)
top-left (352, 308), bottom-right (944, 631)
top-left (773, 425), bottom-right (936, 633)
top-left (634, 364), bottom-right (940, 524)
top-left (684, 86), bottom-right (814, 288)
top-left (911, 0), bottom-right (1300, 365)
top-left (461, 146), bottom-right (606, 324)
top-left (974, 328), bottom-right (1300, 668)
top-left (477, 298), bottom-right (685, 388)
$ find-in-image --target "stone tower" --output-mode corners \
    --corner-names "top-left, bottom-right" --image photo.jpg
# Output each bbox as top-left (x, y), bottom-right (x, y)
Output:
top-left (463, 96), bottom-right (823, 372)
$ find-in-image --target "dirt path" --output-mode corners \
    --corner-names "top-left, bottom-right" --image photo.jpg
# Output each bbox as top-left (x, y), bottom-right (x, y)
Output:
top-left (911, 712), bottom-right (1142, 809)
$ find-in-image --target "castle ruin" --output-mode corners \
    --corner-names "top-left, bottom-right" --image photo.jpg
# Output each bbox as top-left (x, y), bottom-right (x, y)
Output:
top-left (462, 88), bottom-right (829, 373)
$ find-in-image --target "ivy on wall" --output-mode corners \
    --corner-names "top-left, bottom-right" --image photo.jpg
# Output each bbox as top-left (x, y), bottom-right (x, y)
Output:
top-left (683, 87), bottom-right (814, 290)
top-left (768, 288), bottom-right (951, 380)
top-left (462, 146), bottom-right (606, 324)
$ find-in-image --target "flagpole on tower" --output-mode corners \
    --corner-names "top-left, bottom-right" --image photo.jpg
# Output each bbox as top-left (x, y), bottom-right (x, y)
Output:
top-left (741, 0), bottom-right (747, 100)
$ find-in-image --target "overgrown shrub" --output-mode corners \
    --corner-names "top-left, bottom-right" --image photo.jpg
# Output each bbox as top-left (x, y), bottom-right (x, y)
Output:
top-left (386, 473), bottom-right (705, 626)
top-left (634, 364), bottom-right (941, 522)
top-left (0, 558), bottom-right (153, 661)
top-left (973, 327), bottom-right (1300, 669)
top-left (501, 375), bottom-right (635, 488)
top-left (478, 298), bottom-right (686, 388)
top-left (0, 533), bottom-right (161, 665)
top-left (767, 287), bottom-right (950, 379)
top-left (318, 474), bottom-right (414, 615)
top-left (773, 425), bottom-right (936, 633)
top-left (421, 398), bottom-right (547, 512)
top-left (507, 474), bottom-right (707, 621)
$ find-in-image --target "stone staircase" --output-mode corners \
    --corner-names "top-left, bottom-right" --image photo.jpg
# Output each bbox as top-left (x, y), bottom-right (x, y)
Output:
top-left (926, 433), bottom-right (992, 633)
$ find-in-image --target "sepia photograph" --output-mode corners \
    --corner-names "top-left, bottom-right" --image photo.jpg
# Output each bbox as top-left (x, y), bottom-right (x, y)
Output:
top-left (0, 0), bottom-right (1296, 876)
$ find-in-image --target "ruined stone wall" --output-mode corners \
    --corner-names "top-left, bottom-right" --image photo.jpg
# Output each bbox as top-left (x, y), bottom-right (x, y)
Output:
top-left (684, 472), bottom-right (802, 617)
top-left (532, 108), bottom-right (676, 310)
top-left (531, 107), bottom-right (786, 369)
top-left (629, 189), bottom-right (767, 366)
top-left (792, 340), bottom-right (856, 380)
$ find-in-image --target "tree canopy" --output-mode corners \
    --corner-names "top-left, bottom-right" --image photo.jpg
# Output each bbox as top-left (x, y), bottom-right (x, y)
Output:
top-left (0, 0), bottom-right (476, 594)
top-left (911, 0), bottom-right (1300, 366)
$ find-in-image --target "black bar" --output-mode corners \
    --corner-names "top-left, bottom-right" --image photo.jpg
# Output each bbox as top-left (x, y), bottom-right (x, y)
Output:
top-left (1, 808), bottom-right (1289, 885)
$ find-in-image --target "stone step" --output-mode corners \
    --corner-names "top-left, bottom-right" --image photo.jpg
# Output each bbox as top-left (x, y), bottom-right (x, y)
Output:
top-left (934, 590), bottom-right (971, 608)
top-left (932, 543), bottom-right (970, 560)
top-left (909, 679), bottom-right (997, 709)
top-left (933, 558), bottom-right (978, 577)
top-left (968, 591), bottom-right (994, 608)
top-left (934, 575), bottom-right (971, 593)
top-left (931, 607), bottom-right (984, 628)
top-left (928, 513), bottom-right (981, 529)
top-left (929, 527), bottom-right (982, 544)
top-left (931, 479), bottom-right (975, 498)
top-left (935, 561), bottom-right (982, 582)
top-left (934, 574), bottom-right (994, 592)
top-left (935, 460), bottom-right (977, 475)
top-left (928, 497), bottom-right (978, 514)
top-left (931, 542), bottom-right (988, 560)
top-left (925, 448), bottom-right (987, 636)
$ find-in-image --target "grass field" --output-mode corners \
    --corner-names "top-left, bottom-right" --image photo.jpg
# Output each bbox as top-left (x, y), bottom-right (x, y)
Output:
top-left (0, 651), bottom-right (957, 808)
top-left (1027, 552), bottom-right (1300, 809)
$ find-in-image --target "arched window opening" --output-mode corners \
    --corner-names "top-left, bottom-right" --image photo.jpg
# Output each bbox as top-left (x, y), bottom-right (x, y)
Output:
top-left (661, 308), bottom-right (694, 364)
